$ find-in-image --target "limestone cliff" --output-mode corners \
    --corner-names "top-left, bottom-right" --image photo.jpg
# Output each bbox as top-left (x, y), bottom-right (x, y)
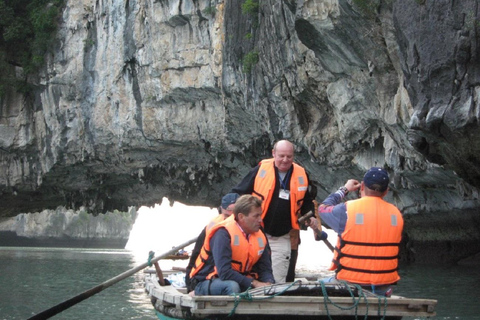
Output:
top-left (1, 0), bottom-right (479, 263)
top-left (0, 206), bottom-right (136, 248)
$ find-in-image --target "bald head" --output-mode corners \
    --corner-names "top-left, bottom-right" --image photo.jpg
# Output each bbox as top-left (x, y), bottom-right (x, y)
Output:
top-left (273, 140), bottom-right (294, 152)
top-left (272, 140), bottom-right (294, 172)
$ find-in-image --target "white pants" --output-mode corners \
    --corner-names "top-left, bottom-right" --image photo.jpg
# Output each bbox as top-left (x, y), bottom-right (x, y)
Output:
top-left (266, 233), bottom-right (291, 283)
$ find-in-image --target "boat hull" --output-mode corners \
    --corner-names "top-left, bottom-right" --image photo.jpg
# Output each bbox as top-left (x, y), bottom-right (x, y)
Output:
top-left (145, 272), bottom-right (436, 320)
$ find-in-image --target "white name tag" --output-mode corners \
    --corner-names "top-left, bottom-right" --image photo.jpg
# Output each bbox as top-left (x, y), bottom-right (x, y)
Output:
top-left (279, 189), bottom-right (290, 200)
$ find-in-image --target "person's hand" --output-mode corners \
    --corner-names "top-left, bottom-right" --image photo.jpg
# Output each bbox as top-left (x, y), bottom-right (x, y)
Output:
top-left (251, 279), bottom-right (272, 288)
top-left (345, 179), bottom-right (361, 192)
top-left (308, 217), bottom-right (319, 230)
top-left (316, 230), bottom-right (328, 241)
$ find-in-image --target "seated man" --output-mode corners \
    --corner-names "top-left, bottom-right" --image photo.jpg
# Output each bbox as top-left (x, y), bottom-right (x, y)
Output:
top-left (189, 195), bottom-right (275, 295)
top-left (318, 167), bottom-right (404, 297)
top-left (185, 192), bottom-right (240, 292)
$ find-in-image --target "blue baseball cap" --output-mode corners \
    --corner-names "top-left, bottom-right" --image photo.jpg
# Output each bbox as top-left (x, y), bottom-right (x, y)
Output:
top-left (221, 193), bottom-right (240, 209)
top-left (363, 167), bottom-right (389, 192)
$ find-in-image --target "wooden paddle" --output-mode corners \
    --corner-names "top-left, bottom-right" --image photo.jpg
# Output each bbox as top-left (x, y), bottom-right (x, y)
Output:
top-left (27, 237), bottom-right (197, 320)
top-left (322, 235), bottom-right (335, 252)
top-left (297, 208), bottom-right (335, 252)
top-left (312, 201), bottom-right (335, 253)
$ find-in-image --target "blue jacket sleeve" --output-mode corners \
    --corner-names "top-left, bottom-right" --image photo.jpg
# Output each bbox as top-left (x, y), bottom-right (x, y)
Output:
top-left (318, 190), bottom-right (348, 234)
top-left (210, 228), bottom-right (253, 290)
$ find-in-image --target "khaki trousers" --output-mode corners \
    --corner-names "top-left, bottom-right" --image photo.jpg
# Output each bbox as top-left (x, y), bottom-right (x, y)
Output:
top-left (266, 233), bottom-right (291, 283)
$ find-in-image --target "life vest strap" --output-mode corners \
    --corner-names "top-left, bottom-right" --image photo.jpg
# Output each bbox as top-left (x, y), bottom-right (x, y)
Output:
top-left (252, 190), bottom-right (265, 200)
top-left (199, 249), bottom-right (211, 263)
top-left (341, 239), bottom-right (400, 247)
top-left (339, 253), bottom-right (399, 260)
top-left (339, 265), bottom-right (399, 274)
top-left (231, 259), bottom-right (243, 272)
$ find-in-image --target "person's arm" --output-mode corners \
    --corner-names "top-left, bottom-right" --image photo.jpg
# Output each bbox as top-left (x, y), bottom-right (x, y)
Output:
top-left (211, 228), bottom-right (253, 289)
top-left (319, 179), bottom-right (361, 234)
top-left (251, 278), bottom-right (273, 288)
top-left (299, 172), bottom-right (316, 215)
top-left (307, 218), bottom-right (329, 241)
top-left (231, 166), bottom-right (260, 195)
top-left (189, 228), bottom-right (206, 269)
top-left (318, 190), bottom-right (348, 234)
top-left (185, 227), bottom-right (207, 289)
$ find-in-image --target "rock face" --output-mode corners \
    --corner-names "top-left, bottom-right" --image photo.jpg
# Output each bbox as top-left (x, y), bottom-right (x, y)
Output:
top-left (1, 0), bottom-right (480, 263)
top-left (0, 207), bottom-right (136, 248)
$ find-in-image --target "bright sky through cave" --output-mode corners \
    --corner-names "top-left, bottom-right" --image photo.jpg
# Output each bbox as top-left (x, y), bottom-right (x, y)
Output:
top-left (126, 197), bottom-right (334, 272)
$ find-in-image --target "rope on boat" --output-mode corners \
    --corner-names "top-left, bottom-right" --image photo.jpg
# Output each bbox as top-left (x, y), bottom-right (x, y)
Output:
top-left (228, 280), bottom-right (389, 318)
top-left (319, 280), bottom-right (367, 319)
top-left (147, 251), bottom-right (155, 266)
top-left (228, 280), bottom-right (302, 316)
top-left (377, 295), bottom-right (388, 318)
top-left (319, 280), bottom-right (388, 320)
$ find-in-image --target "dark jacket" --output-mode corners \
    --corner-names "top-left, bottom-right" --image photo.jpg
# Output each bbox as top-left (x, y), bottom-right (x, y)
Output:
top-left (231, 163), bottom-right (315, 236)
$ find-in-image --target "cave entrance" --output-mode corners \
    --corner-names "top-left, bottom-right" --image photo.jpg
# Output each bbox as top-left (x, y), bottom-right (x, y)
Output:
top-left (125, 198), bottom-right (218, 264)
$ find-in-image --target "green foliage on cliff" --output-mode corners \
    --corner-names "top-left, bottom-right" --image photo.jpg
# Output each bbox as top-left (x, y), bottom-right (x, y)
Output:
top-left (242, 50), bottom-right (259, 74)
top-left (241, 0), bottom-right (259, 15)
top-left (203, 6), bottom-right (217, 16)
top-left (0, 0), bottom-right (65, 96)
top-left (351, 0), bottom-right (379, 16)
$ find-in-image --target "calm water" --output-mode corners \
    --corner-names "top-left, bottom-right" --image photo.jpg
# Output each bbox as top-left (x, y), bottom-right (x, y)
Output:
top-left (1, 246), bottom-right (479, 320)
top-left (396, 263), bottom-right (480, 320)
top-left (0, 247), bottom-right (157, 320)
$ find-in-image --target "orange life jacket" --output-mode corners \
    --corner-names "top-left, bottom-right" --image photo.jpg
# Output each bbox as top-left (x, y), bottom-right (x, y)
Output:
top-left (329, 197), bottom-right (404, 285)
top-left (189, 215), bottom-right (267, 280)
top-left (253, 158), bottom-right (308, 230)
top-left (205, 214), bottom-right (226, 232)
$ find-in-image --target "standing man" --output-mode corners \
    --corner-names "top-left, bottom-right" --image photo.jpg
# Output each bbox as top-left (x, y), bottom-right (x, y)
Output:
top-left (185, 193), bottom-right (240, 292)
top-left (318, 167), bottom-right (404, 296)
top-left (231, 140), bottom-right (316, 283)
top-left (189, 195), bottom-right (274, 295)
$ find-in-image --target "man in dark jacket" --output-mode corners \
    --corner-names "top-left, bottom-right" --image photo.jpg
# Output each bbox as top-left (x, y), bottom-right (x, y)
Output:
top-left (189, 195), bottom-right (274, 295)
top-left (231, 140), bottom-right (316, 283)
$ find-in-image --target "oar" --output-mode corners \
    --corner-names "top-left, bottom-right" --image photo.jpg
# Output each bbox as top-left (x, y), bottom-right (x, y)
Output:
top-left (27, 237), bottom-right (197, 320)
top-left (323, 238), bottom-right (335, 252)
top-left (297, 209), bottom-right (335, 252)
top-left (313, 201), bottom-right (335, 253)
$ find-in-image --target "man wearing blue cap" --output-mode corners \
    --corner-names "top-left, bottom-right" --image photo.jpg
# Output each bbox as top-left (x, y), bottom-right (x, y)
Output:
top-left (318, 167), bottom-right (404, 297)
top-left (185, 193), bottom-right (240, 292)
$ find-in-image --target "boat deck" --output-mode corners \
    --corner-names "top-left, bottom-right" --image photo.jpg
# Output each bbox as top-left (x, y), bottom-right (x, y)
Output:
top-left (144, 272), bottom-right (437, 319)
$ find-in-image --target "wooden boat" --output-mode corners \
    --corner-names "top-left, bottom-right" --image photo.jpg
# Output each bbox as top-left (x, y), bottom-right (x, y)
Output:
top-left (144, 269), bottom-right (437, 320)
